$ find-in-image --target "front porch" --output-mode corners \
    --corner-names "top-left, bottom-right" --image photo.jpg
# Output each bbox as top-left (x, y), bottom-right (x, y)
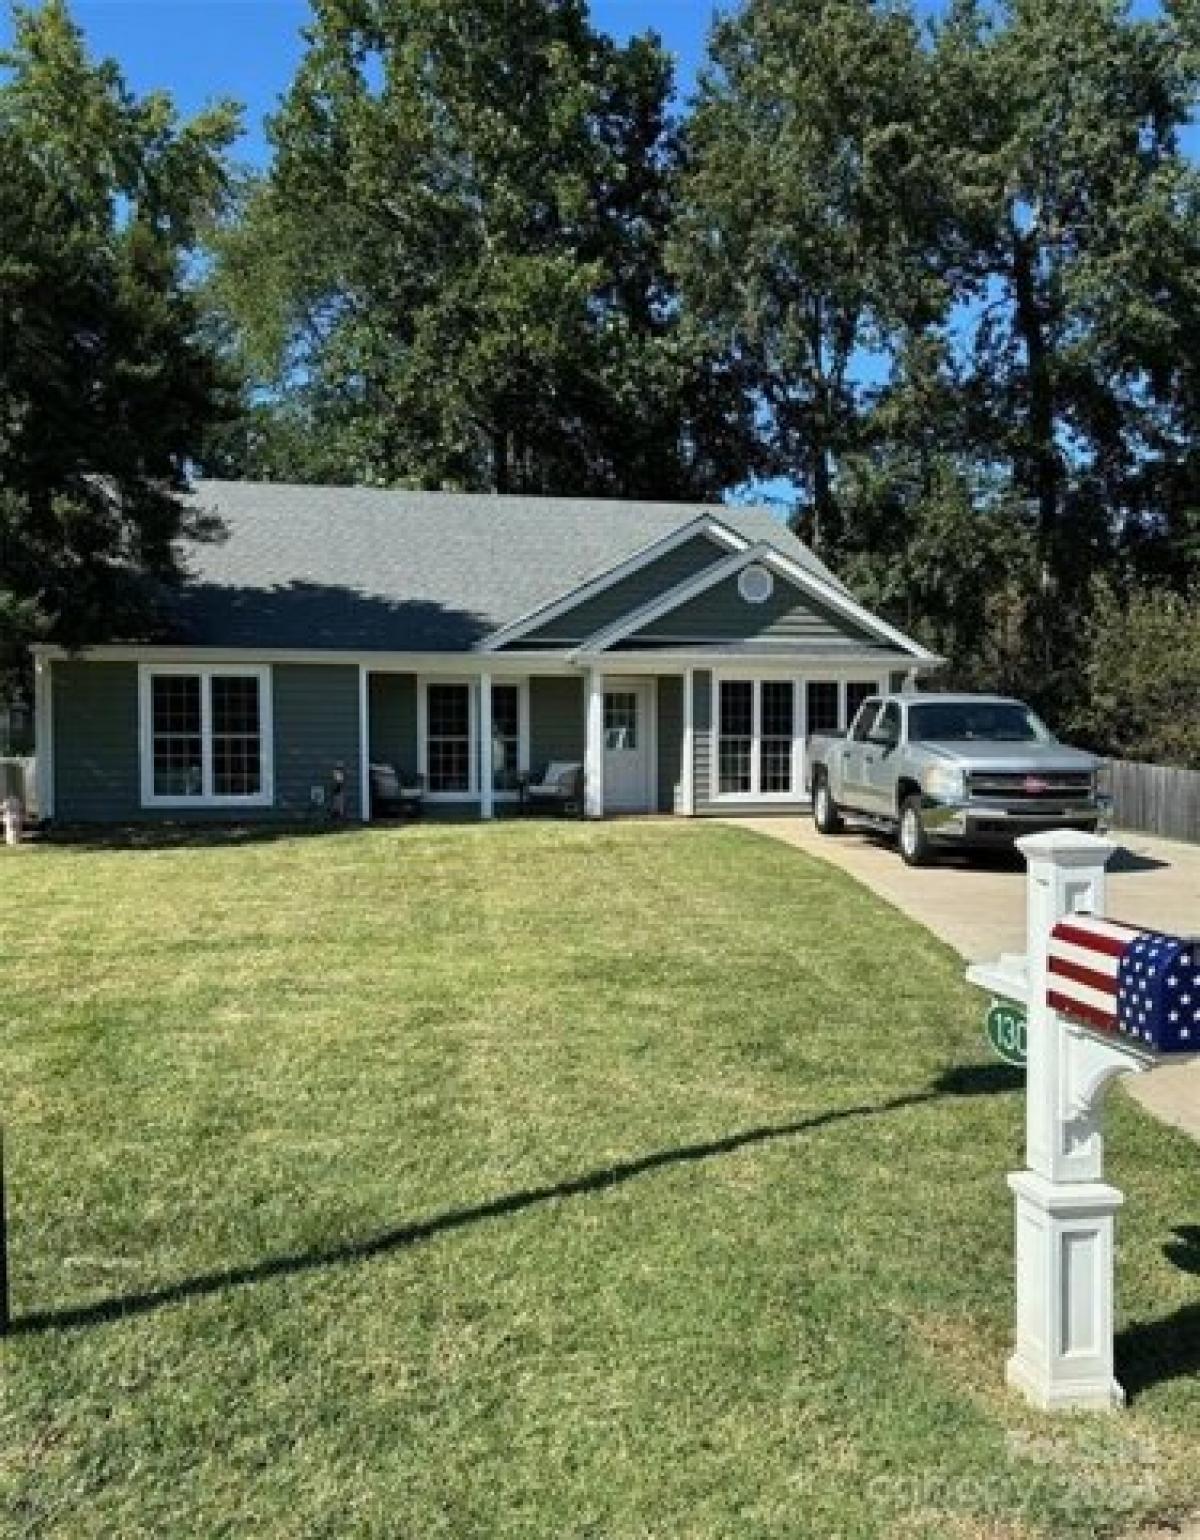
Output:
top-left (361, 664), bottom-right (896, 821)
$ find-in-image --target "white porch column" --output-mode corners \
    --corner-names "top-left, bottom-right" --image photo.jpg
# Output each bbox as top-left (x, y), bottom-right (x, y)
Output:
top-left (584, 668), bottom-right (604, 818)
top-left (479, 671), bottom-right (494, 820)
top-left (33, 654), bottom-right (53, 821)
top-left (681, 667), bottom-right (694, 815)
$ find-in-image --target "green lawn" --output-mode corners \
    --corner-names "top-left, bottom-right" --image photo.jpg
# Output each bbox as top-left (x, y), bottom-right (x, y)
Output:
top-left (2, 822), bottom-right (1197, 1539)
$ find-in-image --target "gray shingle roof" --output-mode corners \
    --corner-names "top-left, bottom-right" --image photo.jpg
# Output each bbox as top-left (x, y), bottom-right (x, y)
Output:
top-left (167, 481), bottom-right (848, 652)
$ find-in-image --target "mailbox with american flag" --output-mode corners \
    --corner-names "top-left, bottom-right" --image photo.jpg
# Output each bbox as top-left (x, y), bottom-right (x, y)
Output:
top-left (1047, 916), bottom-right (1199, 1052)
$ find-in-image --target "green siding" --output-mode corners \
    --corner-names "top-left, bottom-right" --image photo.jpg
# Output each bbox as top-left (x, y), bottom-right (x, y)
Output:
top-left (656, 675), bottom-right (683, 813)
top-left (273, 664), bottom-right (362, 819)
top-left (529, 676), bottom-right (584, 773)
top-left (692, 669), bottom-right (713, 813)
top-left (514, 536), bottom-right (725, 647)
top-left (627, 571), bottom-right (886, 650)
top-left (52, 659), bottom-right (362, 822)
top-left (54, 662), bottom-right (141, 820)
top-left (368, 673), bottom-right (418, 775)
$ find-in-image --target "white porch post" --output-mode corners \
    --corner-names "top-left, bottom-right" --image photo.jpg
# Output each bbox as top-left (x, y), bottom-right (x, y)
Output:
top-left (33, 654), bottom-right (53, 821)
top-left (584, 668), bottom-right (604, 818)
top-left (681, 667), bottom-right (694, 815)
top-left (479, 671), bottom-right (494, 820)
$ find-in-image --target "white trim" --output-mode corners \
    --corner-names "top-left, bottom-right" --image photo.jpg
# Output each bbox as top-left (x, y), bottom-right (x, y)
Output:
top-left (29, 642), bottom-right (936, 678)
top-left (477, 515), bottom-right (747, 652)
top-left (358, 665), bottom-right (371, 823)
top-left (681, 666), bottom-right (694, 816)
top-left (579, 543), bottom-right (765, 654)
top-left (574, 652), bottom-right (925, 674)
top-left (412, 674), bottom-right (530, 806)
top-left (598, 675), bottom-right (658, 815)
top-left (417, 675), bottom-right (479, 802)
top-left (710, 676), bottom-right (807, 805)
top-left (576, 541), bottom-right (938, 662)
top-left (34, 654), bottom-right (54, 820)
top-left (30, 644), bottom-right (587, 675)
top-left (137, 662), bottom-right (274, 809)
top-left (584, 669), bottom-right (604, 818)
top-left (705, 669), bottom-right (887, 806)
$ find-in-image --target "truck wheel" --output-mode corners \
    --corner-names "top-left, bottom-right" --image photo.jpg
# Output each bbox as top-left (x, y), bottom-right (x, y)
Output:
top-left (813, 775), bottom-right (844, 835)
top-left (898, 796), bottom-right (932, 867)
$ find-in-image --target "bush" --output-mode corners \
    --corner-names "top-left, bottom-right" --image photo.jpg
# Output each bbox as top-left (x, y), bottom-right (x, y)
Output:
top-left (1074, 581), bottom-right (1200, 769)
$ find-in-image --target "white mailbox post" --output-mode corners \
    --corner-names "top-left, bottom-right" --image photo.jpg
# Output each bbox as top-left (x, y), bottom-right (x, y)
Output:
top-left (967, 829), bottom-right (1198, 1412)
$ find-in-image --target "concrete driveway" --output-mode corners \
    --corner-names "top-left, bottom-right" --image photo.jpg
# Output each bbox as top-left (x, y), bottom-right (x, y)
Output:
top-left (730, 816), bottom-right (1199, 1140)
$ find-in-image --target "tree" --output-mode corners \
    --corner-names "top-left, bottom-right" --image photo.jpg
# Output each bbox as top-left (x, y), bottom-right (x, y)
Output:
top-left (1075, 579), bottom-right (1200, 767)
top-left (928, 0), bottom-right (1200, 701)
top-left (206, 0), bottom-right (753, 498)
top-left (673, 0), bottom-right (946, 551)
top-left (0, 0), bottom-right (239, 689)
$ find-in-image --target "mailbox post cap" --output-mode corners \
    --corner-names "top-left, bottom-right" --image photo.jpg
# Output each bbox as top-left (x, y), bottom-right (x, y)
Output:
top-left (1016, 829), bottom-right (1116, 864)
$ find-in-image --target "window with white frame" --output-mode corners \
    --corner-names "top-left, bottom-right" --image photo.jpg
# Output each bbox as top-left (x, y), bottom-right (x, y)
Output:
top-left (717, 678), bottom-right (800, 798)
top-left (846, 679), bottom-right (879, 726)
top-left (419, 678), bottom-right (528, 800)
top-left (491, 683), bottom-right (521, 791)
top-left (760, 681), bottom-right (795, 793)
top-left (805, 679), bottom-right (885, 740)
top-left (717, 680), bottom-right (754, 794)
top-left (140, 666), bottom-right (271, 806)
top-left (426, 682), bottom-right (472, 794)
top-left (806, 681), bottom-right (840, 738)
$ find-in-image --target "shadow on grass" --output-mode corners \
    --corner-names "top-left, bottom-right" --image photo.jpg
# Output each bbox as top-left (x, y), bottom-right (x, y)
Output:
top-left (1164, 1224), bottom-right (1200, 1276)
top-left (1116, 1303), bottom-right (1200, 1398)
top-left (11, 1062), bottom-right (1013, 1338)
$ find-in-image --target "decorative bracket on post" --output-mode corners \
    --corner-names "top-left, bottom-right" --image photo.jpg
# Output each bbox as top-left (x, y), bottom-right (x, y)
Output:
top-left (1060, 1023), bottom-right (1156, 1132)
top-left (966, 830), bottom-right (1199, 1413)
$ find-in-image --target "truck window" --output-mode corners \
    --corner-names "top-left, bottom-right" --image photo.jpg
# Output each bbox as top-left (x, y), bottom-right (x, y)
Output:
top-left (849, 699), bottom-right (881, 742)
top-left (908, 701), bottom-right (1047, 743)
top-left (874, 702), bottom-right (901, 746)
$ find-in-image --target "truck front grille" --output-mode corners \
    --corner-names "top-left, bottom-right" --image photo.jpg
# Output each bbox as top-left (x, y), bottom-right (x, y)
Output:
top-left (969, 771), bottom-right (1093, 802)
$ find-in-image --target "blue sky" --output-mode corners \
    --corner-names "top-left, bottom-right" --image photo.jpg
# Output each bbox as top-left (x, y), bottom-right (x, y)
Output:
top-left (1, 1), bottom-right (710, 166)
top-left (1, 0), bottom-right (1184, 512)
top-left (0, 1), bottom-right (1180, 168)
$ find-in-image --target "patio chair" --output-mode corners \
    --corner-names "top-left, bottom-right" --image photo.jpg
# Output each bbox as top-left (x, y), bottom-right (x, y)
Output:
top-left (370, 762), bottom-right (425, 818)
top-left (524, 761), bottom-right (583, 816)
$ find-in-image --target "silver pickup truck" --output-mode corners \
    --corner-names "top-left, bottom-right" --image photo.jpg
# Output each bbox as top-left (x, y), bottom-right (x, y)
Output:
top-left (807, 693), bottom-right (1109, 866)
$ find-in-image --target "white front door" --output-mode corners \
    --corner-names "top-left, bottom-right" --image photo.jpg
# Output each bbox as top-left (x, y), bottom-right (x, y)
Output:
top-left (603, 682), bottom-right (653, 812)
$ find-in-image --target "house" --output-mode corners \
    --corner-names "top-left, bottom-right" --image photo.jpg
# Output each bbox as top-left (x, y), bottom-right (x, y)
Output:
top-left (31, 482), bottom-right (938, 823)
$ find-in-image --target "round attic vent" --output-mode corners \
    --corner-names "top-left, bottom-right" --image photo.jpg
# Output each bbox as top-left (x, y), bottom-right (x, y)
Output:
top-left (738, 563), bottom-right (774, 605)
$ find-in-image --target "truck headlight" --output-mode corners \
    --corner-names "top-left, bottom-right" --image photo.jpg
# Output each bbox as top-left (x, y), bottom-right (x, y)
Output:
top-left (921, 764), bottom-right (966, 801)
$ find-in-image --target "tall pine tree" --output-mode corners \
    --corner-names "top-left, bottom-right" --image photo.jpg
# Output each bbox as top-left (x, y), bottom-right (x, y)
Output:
top-left (0, 0), bottom-right (239, 688)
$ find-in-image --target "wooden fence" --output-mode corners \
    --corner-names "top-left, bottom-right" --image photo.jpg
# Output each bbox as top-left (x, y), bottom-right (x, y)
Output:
top-left (1106, 757), bottom-right (1200, 844)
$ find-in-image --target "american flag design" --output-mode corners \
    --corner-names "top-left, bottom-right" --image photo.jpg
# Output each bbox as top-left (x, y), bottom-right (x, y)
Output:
top-left (1047, 916), bottom-right (1199, 1053)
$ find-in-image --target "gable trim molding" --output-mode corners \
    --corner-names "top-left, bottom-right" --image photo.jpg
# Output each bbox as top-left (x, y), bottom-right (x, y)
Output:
top-left (573, 541), bottom-right (938, 662)
top-left (477, 514), bottom-right (746, 653)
